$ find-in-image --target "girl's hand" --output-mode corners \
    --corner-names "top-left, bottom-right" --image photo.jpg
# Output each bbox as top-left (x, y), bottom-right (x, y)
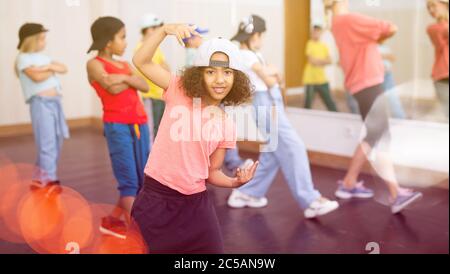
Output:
top-left (163, 24), bottom-right (200, 47)
top-left (232, 161), bottom-right (259, 188)
top-left (48, 63), bottom-right (62, 73)
top-left (47, 63), bottom-right (57, 72)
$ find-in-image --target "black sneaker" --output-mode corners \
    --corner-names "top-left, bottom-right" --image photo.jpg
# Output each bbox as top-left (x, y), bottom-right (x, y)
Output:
top-left (99, 216), bottom-right (127, 240)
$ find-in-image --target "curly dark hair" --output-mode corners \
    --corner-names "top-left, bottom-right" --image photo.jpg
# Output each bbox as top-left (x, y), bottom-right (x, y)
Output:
top-left (180, 67), bottom-right (254, 106)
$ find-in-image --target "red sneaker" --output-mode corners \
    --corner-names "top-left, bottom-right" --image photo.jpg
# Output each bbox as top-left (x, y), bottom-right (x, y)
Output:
top-left (45, 181), bottom-right (63, 196)
top-left (30, 180), bottom-right (44, 191)
top-left (99, 216), bottom-right (127, 240)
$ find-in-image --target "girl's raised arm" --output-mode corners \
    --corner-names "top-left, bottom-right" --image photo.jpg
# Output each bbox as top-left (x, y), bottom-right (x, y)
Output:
top-left (133, 24), bottom-right (199, 90)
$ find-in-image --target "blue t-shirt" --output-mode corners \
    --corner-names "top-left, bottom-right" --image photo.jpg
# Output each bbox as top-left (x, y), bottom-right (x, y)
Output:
top-left (16, 53), bottom-right (62, 103)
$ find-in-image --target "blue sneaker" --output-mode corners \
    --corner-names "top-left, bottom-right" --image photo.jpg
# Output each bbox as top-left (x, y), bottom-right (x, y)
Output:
top-left (335, 180), bottom-right (374, 199)
top-left (391, 191), bottom-right (423, 214)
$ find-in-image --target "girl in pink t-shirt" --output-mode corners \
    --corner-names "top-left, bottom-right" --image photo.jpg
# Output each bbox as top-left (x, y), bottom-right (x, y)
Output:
top-left (131, 24), bottom-right (259, 253)
top-left (427, 0), bottom-right (449, 119)
top-left (325, 0), bottom-right (422, 214)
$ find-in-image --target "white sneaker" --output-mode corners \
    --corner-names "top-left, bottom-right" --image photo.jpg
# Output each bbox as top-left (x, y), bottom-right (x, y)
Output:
top-left (227, 189), bottom-right (268, 208)
top-left (304, 197), bottom-right (339, 219)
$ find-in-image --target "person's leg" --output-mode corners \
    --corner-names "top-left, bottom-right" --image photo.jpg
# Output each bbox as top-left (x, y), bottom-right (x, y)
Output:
top-left (342, 142), bottom-right (372, 189)
top-left (383, 71), bottom-right (396, 91)
top-left (116, 124), bottom-right (150, 222)
top-left (435, 79), bottom-right (449, 119)
top-left (143, 98), bottom-right (155, 145)
top-left (342, 88), bottom-right (380, 189)
top-left (30, 97), bottom-right (59, 183)
top-left (54, 134), bottom-right (64, 182)
top-left (304, 85), bottom-right (315, 109)
top-left (238, 91), bottom-right (280, 197)
top-left (223, 148), bottom-right (244, 171)
top-left (270, 87), bottom-right (321, 209)
top-left (317, 83), bottom-right (338, 112)
top-left (134, 124), bottom-right (151, 194)
top-left (132, 178), bottom-right (224, 254)
top-left (364, 105), bottom-right (422, 213)
top-left (344, 85), bottom-right (399, 199)
top-left (111, 197), bottom-right (135, 223)
top-left (238, 151), bottom-right (280, 198)
top-left (53, 98), bottom-right (68, 181)
top-left (152, 99), bottom-right (166, 137)
top-left (104, 123), bottom-right (141, 223)
top-left (346, 92), bottom-right (360, 114)
top-left (384, 72), bottom-right (406, 119)
top-left (364, 95), bottom-right (400, 199)
top-left (118, 197), bottom-right (135, 221)
top-left (275, 125), bottom-right (322, 208)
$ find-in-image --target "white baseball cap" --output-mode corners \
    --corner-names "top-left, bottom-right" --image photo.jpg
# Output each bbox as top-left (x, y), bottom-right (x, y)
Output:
top-left (140, 14), bottom-right (163, 29)
top-left (193, 37), bottom-right (243, 71)
top-left (311, 18), bottom-right (325, 29)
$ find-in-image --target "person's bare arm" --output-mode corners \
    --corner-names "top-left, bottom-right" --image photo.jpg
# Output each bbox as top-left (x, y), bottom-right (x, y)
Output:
top-left (133, 24), bottom-right (198, 90)
top-left (161, 61), bottom-right (171, 72)
top-left (252, 62), bottom-right (279, 88)
top-left (127, 73), bottom-right (150, 93)
top-left (378, 24), bottom-right (398, 44)
top-left (103, 73), bottom-right (149, 93)
top-left (119, 62), bottom-right (149, 92)
top-left (208, 148), bottom-right (259, 188)
top-left (49, 62), bottom-right (68, 74)
top-left (23, 66), bottom-right (54, 82)
top-left (264, 64), bottom-right (285, 85)
top-left (87, 59), bottom-right (129, 95)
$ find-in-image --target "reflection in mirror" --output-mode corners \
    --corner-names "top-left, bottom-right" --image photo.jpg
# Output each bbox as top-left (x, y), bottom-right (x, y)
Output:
top-left (285, 0), bottom-right (449, 125)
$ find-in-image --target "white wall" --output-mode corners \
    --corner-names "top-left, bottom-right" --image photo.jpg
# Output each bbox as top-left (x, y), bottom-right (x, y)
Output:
top-left (0, 0), bottom-right (285, 126)
top-left (286, 107), bottom-right (449, 174)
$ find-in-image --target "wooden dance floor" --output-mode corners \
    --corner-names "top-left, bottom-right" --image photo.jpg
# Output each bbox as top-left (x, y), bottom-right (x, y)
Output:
top-left (0, 128), bottom-right (448, 254)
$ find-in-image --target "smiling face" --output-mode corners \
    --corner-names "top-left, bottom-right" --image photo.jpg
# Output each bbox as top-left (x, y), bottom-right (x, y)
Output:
top-left (106, 27), bottom-right (127, 56)
top-left (202, 52), bottom-right (235, 105)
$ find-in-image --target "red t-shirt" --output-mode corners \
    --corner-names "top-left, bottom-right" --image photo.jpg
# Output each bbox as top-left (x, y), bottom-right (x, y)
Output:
top-left (90, 57), bottom-right (147, 124)
top-left (332, 13), bottom-right (392, 94)
top-left (427, 22), bottom-right (449, 81)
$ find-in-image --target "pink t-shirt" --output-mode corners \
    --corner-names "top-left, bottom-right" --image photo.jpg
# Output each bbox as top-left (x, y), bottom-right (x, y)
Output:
top-left (332, 13), bottom-right (392, 94)
top-left (427, 22), bottom-right (449, 81)
top-left (144, 76), bottom-right (237, 195)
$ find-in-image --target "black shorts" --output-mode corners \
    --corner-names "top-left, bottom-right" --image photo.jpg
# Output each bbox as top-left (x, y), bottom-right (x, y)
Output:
top-left (354, 84), bottom-right (391, 147)
top-left (130, 176), bottom-right (224, 254)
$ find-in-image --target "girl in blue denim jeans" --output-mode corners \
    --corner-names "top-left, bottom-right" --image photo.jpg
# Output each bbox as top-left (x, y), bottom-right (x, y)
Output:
top-left (15, 23), bottom-right (69, 192)
top-left (227, 15), bottom-right (339, 219)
